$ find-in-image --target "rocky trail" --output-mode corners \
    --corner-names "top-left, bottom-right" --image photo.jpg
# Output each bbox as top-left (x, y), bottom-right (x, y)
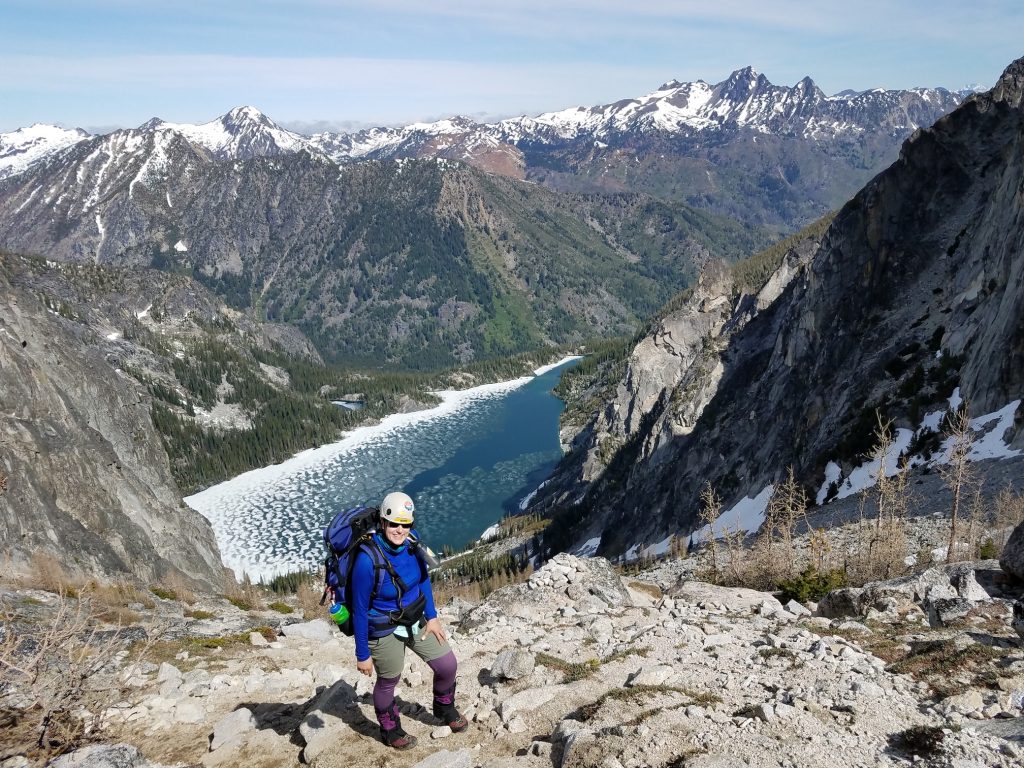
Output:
top-left (3, 551), bottom-right (1024, 768)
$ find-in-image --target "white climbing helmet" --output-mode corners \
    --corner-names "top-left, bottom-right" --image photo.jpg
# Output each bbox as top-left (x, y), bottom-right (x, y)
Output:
top-left (380, 491), bottom-right (415, 525)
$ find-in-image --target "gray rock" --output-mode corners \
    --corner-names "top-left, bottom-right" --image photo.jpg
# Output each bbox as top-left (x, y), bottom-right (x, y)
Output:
top-left (249, 631), bottom-right (269, 647)
top-left (943, 690), bottom-right (985, 715)
top-left (949, 564), bottom-right (992, 601)
top-left (966, 716), bottom-right (1024, 741)
top-left (926, 597), bottom-right (973, 627)
top-left (278, 619), bottom-right (335, 643)
top-left (499, 686), bottom-right (558, 723)
top-left (209, 707), bottom-right (256, 751)
top-left (0, 262), bottom-right (225, 591)
top-left (171, 701), bottom-right (205, 724)
top-left (155, 663), bottom-right (181, 683)
top-left (785, 599), bottom-right (812, 617)
top-left (686, 754), bottom-right (750, 768)
top-left (1002, 521), bottom-right (1024, 580)
top-left (817, 588), bottom-right (867, 618)
top-left (626, 664), bottom-right (675, 687)
top-left (299, 680), bottom-right (357, 762)
top-left (430, 726), bottom-right (452, 739)
top-left (410, 750), bottom-right (474, 768)
top-left (506, 715), bottom-right (528, 733)
top-left (835, 620), bottom-right (872, 635)
top-left (671, 582), bottom-right (782, 614)
top-left (491, 649), bottom-right (536, 680)
top-left (45, 745), bottom-right (148, 768)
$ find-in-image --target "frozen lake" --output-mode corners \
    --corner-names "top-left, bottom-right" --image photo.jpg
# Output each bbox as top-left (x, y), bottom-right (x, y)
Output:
top-left (185, 358), bottom-right (580, 580)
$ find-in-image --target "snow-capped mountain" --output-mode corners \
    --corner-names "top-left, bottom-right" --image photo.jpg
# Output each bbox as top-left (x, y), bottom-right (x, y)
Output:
top-left (0, 67), bottom-right (965, 232)
top-left (497, 66), bottom-right (960, 142)
top-left (0, 124), bottom-right (91, 179)
top-left (152, 106), bottom-right (312, 160)
top-left (310, 67), bottom-right (961, 163)
top-left (0, 106), bottom-right (313, 183)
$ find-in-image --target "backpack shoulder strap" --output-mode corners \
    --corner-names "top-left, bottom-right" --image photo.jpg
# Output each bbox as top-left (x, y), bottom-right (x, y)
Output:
top-left (366, 536), bottom-right (418, 594)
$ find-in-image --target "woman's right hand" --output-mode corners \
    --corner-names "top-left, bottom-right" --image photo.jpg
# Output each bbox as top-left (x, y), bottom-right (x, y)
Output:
top-left (357, 658), bottom-right (374, 676)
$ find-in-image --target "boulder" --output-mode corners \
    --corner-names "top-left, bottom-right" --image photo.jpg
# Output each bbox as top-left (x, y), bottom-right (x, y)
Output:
top-left (670, 582), bottom-right (782, 614)
top-left (784, 599), bottom-right (812, 617)
top-left (278, 619), bottom-right (335, 643)
top-left (45, 745), bottom-right (152, 768)
top-left (209, 707), bottom-right (256, 751)
top-left (411, 750), bottom-right (474, 768)
top-left (1002, 521), bottom-right (1024, 580)
top-left (626, 665), bottom-right (675, 687)
top-left (926, 597), bottom-right (973, 628)
top-left (490, 649), bottom-right (536, 680)
top-left (817, 588), bottom-right (867, 618)
top-left (498, 686), bottom-right (559, 723)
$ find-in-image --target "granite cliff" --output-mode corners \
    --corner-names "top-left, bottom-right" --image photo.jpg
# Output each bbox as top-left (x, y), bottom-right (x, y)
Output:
top-left (0, 255), bottom-right (225, 589)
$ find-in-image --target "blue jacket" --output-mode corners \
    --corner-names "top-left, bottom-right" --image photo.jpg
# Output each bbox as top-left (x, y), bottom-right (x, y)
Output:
top-left (351, 532), bottom-right (437, 661)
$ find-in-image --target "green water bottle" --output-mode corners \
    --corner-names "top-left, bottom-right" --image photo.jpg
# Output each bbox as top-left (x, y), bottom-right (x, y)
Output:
top-left (328, 601), bottom-right (350, 626)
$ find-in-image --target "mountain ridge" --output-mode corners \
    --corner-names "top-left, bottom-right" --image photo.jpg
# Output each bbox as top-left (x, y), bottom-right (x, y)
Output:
top-left (527, 56), bottom-right (1024, 560)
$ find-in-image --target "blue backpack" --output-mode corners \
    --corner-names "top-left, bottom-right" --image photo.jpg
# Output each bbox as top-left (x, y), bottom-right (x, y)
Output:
top-left (321, 506), bottom-right (431, 637)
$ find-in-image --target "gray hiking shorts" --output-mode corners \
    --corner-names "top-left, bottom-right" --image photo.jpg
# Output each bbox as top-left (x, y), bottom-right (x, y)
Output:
top-left (368, 623), bottom-right (452, 679)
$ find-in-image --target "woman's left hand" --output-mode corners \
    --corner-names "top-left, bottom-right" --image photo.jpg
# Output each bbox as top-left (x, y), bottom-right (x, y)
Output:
top-left (420, 617), bottom-right (447, 644)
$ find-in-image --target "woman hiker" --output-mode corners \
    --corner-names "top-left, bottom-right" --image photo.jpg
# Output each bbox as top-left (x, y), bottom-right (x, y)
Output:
top-left (352, 491), bottom-right (468, 750)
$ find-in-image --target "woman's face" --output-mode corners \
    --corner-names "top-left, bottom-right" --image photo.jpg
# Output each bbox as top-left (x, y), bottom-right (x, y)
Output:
top-left (383, 519), bottom-right (412, 546)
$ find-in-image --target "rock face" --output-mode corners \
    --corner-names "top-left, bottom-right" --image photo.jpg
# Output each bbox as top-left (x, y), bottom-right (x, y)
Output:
top-left (1002, 520), bottom-right (1024, 580)
top-left (531, 57), bottom-right (1024, 559)
top-left (0, 260), bottom-right (224, 589)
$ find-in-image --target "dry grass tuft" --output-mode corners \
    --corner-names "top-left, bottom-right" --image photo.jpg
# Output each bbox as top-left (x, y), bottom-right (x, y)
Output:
top-left (296, 580), bottom-right (325, 620)
top-left (25, 551), bottom-right (84, 596)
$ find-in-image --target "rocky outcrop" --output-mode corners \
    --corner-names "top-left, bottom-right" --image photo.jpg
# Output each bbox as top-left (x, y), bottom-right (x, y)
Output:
top-left (17, 553), bottom-right (1021, 768)
top-left (1003, 521), bottom-right (1024, 581)
top-left (0, 260), bottom-right (224, 589)
top-left (533, 57), bottom-right (1024, 559)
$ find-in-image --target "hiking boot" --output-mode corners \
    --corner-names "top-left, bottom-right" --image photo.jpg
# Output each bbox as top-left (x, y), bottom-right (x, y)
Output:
top-left (433, 701), bottom-right (469, 733)
top-left (380, 725), bottom-right (417, 750)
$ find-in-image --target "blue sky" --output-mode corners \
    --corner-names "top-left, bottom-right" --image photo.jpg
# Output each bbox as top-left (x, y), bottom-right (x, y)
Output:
top-left (2, 0), bottom-right (1022, 133)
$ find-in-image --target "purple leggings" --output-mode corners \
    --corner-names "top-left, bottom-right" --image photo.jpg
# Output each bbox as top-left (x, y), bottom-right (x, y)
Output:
top-left (374, 650), bottom-right (458, 730)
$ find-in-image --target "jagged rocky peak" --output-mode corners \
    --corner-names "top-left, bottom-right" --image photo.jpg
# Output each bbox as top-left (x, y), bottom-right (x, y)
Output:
top-left (987, 55), bottom-right (1024, 108)
top-left (717, 65), bottom-right (768, 98)
top-left (137, 116), bottom-right (166, 131)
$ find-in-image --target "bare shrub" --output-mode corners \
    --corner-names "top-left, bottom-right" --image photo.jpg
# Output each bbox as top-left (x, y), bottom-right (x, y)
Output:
top-left (224, 573), bottom-right (264, 612)
top-left (938, 404), bottom-right (977, 562)
top-left (697, 482), bottom-right (723, 580)
top-left (963, 486), bottom-right (986, 559)
top-left (807, 526), bottom-right (834, 572)
top-left (719, 524), bottom-right (749, 587)
top-left (295, 579), bottom-right (327, 620)
top-left (0, 589), bottom-right (150, 758)
top-left (992, 485), bottom-right (1024, 546)
top-left (845, 415), bottom-right (911, 583)
top-left (746, 467), bottom-right (807, 590)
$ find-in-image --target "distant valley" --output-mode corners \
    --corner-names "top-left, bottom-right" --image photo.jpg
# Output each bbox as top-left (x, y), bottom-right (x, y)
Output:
top-left (0, 61), bottom-right (992, 583)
